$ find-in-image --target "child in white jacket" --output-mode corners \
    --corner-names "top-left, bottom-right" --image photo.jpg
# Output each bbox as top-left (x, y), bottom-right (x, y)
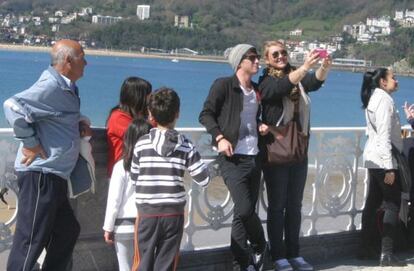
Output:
top-left (103, 119), bottom-right (151, 271)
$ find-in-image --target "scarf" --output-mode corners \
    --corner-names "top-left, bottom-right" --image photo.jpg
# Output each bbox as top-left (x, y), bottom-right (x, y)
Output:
top-left (267, 65), bottom-right (301, 103)
top-left (265, 65), bottom-right (311, 133)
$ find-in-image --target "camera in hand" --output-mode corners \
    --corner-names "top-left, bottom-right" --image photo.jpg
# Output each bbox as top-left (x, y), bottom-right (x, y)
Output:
top-left (315, 48), bottom-right (328, 58)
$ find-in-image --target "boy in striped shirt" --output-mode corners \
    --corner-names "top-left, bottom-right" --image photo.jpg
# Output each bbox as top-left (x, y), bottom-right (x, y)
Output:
top-left (130, 87), bottom-right (210, 271)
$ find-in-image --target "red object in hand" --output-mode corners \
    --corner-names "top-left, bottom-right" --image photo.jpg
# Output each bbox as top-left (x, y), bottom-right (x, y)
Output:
top-left (315, 48), bottom-right (328, 58)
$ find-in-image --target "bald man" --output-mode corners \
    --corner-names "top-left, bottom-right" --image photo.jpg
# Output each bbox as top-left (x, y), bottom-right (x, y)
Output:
top-left (3, 39), bottom-right (88, 271)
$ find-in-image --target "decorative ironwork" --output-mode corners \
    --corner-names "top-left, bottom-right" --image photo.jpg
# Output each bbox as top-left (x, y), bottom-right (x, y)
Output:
top-left (1, 126), bottom-right (412, 251)
top-left (180, 127), bottom-right (371, 249)
top-left (0, 132), bottom-right (19, 253)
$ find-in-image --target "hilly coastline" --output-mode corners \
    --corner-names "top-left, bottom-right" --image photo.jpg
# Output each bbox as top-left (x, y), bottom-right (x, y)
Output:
top-left (1, 0), bottom-right (414, 67)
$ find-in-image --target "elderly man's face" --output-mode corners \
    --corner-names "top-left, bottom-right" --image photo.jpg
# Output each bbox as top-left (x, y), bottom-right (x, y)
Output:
top-left (70, 46), bottom-right (87, 82)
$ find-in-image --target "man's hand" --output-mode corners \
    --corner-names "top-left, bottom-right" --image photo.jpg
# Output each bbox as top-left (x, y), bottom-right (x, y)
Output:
top-left (79, 120), bottom-right (92, 137)
top-left (21, 145), bottom-right (47, 166)
top-left (217, 138), bottom-right (233, 157)
top-left (258, 123), bottom-right (269, 136)
top-left (104, 231), bottom-right (114, 245)
top-left (384, 171), bottom-right (395, 185)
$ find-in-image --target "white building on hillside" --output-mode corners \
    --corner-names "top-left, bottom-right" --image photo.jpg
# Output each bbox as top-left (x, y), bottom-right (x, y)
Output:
top-left (32, 16), bottom-right (42, 26)
top-left (289, 29), bottom-right (303, 36)
top-left (366, 16), bottom-right (390, 28)
top-left (55, 10), bottom-right (66, 17)
top-left (395, 9), bottom-right (414, 28)
top-left (174, 15), bottom-right (190, 28)
top-left (80, 7), bottom-right (93, 16)
top-left (395, 11), bottom-right (404, 20)
top-left (92, 15), bottom-right (122, 25)
top-left (137, 5), bottom-right (150, 20)
top-left (366, 16), bottom-right (391, 35)
top-left (48, 17), bottom-right (59, 23)
top-left (61, 13), bottom-right (77, 24)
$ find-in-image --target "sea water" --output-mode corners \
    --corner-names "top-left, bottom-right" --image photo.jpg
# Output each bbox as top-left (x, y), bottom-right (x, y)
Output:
top-left (1, 49), bottom-right (413, 128)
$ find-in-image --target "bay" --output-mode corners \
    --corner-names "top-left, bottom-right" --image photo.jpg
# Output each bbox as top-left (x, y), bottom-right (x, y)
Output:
top-left (1, 49), bottom-right (413, 128)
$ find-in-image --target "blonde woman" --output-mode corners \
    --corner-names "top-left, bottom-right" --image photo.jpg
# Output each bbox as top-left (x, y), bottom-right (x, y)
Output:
top-left (258, 40), bottom-right (331, 271)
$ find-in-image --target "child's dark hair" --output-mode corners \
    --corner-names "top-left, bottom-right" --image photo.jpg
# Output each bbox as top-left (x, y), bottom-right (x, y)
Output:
top-left (106, 77), bottom-right (152, 124)
top-left (148, 87), bottom-right (180, 126)
top-left (361, 68), bottom-right (389, 109)
top-left (123, 118), bottom-right (151, 171)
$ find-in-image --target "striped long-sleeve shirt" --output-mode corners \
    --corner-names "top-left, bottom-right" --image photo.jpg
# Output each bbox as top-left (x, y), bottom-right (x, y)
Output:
top-left (130, 128), bottom-right (210, 215)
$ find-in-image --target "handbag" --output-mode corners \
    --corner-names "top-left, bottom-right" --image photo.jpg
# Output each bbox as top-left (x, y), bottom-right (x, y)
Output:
top-left (264, 101), bottom-right (309, 165)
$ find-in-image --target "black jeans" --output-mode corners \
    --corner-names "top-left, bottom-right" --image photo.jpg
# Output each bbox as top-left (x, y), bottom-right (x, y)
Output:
top-left (218, 154), bottom-right (266, 269)
top-left (360, 169), bottom-right (401, 252)
top-left (7, 171), bottom-right (80, 271)
top-left (263, 158), bottom-right (308, 261)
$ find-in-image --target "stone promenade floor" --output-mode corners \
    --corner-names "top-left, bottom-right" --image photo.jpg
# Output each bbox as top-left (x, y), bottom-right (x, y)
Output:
top-left (259, 250), bottom-right (414, 271)
top-left (313, 250), bottom-right (414, 271)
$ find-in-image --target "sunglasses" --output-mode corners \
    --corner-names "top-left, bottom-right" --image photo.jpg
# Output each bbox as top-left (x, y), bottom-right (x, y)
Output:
top-left (272, 50), bottom-right (288, 59)
top-left (243, 54), bottom-right (261, 62)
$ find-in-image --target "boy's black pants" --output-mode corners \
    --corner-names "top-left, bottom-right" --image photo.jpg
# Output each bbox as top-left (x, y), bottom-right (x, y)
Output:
top-left (133, 214), bottom-right (184, 271)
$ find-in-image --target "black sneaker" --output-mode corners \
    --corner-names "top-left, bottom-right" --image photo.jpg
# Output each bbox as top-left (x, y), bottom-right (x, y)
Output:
top-left (380, 254), bottom-right (407, 267)
top-left (253, 245), bottom-right (267, 271)
top-left (288, 257), bottom-right (313, 271)
top-left (274, 258), bottom-right (293, 271)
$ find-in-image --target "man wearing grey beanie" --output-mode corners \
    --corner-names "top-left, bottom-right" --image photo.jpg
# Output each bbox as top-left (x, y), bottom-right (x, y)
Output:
top-left (199, 44), bottom-right (267, 271)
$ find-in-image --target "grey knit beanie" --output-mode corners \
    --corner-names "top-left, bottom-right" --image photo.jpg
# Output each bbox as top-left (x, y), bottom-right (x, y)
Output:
top-left (228, 44), bottom-right (254, 72)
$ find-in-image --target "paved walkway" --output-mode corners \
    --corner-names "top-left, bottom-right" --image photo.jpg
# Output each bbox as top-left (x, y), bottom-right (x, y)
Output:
top-left (314, 250), bottom-right (414, 271)
top-left (258, 250), bottom-right (414, 271)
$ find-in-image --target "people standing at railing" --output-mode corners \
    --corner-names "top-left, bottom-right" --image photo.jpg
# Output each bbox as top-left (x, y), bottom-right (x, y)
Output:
top-left (103, 119), bottom-right (151, 271)
top-left (106, 77), bottom-right (152, 177)
top-left (3, 39), bottom-right (89, 271)
top-left (359, 68), bottom-right (406, 266)
top-left (131, 88), bottom-right (210, 271)
top-left (199, 44), bottom-right (267, 271)
top-left (258, 40), bottom-right (331, 271)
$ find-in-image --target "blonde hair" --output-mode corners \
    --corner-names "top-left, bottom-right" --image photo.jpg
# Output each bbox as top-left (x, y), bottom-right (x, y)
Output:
top-left (263, 40), bottom-right (286, 64)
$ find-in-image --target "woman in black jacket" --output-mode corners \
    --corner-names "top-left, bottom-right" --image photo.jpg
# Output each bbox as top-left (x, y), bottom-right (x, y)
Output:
top-left (258, 40), bottom-right (331, 271)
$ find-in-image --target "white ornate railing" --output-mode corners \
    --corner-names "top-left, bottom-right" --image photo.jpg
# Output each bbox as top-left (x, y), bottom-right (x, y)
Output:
top-left (0, 129), bottom-right (19, 253)
top-left (0, 126), bottom-right (412, 253)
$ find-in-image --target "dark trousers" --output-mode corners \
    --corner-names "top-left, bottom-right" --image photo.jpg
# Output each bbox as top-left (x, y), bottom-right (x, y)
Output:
top-left (132, 214), bottom-right (184, 271)
top-left (218, 154), bottom-right (266, 269)
top-left (360, 169), bottom-right (401, 252)
top-left (7, 171), bottom-right (80, 271)
top-left (263, 158), bottom-right (308, 261)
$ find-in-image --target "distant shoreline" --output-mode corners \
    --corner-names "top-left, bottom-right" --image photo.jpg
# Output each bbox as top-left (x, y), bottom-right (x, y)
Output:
top-left (1, 43), bottom-right (413, 77)
top-left (0, 43), bottom-right (227, 63)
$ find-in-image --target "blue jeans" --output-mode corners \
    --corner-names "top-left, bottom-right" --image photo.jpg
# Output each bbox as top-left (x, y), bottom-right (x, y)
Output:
top-left (263, 158), bottom-right (308, 261)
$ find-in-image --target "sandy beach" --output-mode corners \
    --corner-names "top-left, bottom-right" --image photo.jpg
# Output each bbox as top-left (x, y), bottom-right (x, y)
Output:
top-left (0, 43), bottom-right (227, 63)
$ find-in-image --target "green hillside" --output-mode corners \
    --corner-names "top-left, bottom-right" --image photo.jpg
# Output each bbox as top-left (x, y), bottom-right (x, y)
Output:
top-left (1, 0), bottom-right (414, 66)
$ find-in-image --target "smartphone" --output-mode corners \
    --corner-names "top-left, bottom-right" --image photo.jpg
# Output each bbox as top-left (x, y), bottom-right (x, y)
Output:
top-left (315, 48), bottom-right (328, 58)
